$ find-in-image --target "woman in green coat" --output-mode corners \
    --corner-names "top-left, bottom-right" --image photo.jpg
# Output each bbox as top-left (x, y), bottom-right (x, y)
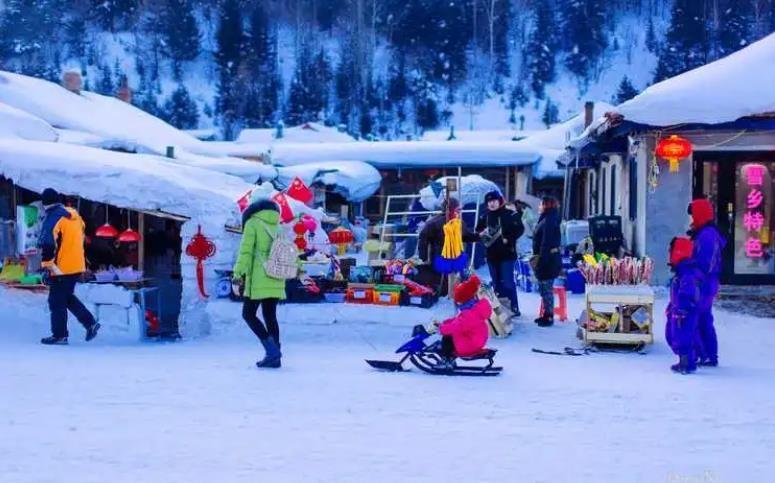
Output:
top-left (233, 198), bottom-right (286, 368)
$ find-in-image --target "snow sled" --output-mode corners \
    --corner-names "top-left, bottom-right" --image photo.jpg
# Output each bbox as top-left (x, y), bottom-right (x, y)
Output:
top-left (365, 325), bottom-right (502, 377)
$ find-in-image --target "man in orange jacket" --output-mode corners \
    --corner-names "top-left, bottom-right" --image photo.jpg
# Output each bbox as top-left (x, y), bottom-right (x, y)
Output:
top-left (38, 188), bottom-right (100, 345)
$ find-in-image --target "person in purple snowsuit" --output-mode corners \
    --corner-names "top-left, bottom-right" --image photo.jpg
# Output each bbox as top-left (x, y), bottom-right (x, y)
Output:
top-left (665, 237), bottom-right (704, 374)
top-left (687, 198), bottom-right (727, 367)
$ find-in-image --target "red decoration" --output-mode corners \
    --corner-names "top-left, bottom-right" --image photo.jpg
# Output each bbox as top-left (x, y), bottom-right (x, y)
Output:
top-left (237, 189), bottom-right (253, 213)
top-left (272, 192), bottom-right (295, 223)
top-left (655, 135), bottom-right (692, 173)
top-left (96, 223), bottom-right (119, 238)
top-left (286, 176), bottom-right (313, 204)
top-left (185, 225), bottom-right (217, 298)
top-left (293, 219), bottom-right (308, 251)
top-left (328, 226), bottom-right (354, 255)
top-left (118, 229), bottom-right (141, 243)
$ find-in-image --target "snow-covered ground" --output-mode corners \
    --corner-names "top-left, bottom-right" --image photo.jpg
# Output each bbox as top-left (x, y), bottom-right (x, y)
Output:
top-left (1, 286), bottom-right (774, 482)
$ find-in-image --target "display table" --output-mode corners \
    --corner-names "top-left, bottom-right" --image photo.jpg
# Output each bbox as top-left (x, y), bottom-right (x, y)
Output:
top-left (582, 285), bottom-right (654, 346)
top-left (81, 280), bottom-right (161, 340)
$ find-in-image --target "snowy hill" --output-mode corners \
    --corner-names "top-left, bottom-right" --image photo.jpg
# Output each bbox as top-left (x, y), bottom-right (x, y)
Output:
top-left (0, 1), bottom-right (772, 140)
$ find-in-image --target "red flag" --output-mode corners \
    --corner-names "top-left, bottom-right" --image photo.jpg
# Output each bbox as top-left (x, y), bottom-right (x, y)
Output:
top-left (286, 176), bottom-right (313, 204)
top-left (237, 189), bottom-right (253, 213)
top-left (272, 192), bottom-right (295, 223)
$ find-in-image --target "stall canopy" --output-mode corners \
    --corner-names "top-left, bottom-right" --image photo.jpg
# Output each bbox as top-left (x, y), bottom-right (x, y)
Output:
top-left (0, 139), bottom-right (251, 232)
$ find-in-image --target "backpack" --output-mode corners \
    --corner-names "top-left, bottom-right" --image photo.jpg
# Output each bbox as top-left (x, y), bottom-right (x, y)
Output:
top-left (257, 220), bottom-right (299, 280)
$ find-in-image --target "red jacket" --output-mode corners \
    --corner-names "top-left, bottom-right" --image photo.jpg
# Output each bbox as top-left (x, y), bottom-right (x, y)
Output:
top-left (439, 299), bottom-right (492, 356)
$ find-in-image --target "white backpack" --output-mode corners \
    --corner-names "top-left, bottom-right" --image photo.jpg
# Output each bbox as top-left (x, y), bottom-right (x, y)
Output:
top-left (257, 220), bottom-right (299, 280)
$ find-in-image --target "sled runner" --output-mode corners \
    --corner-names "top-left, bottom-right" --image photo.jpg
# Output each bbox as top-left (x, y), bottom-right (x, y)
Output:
top-left (365, 325), bottom-right (502, 377)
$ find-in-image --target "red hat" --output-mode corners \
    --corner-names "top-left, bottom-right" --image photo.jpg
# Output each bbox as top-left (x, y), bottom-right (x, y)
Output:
top-left (669, 237), bottom-right (694, 267)
top-left (688, 198), bottom-right (714, 229)
top-left (454, 274), bottom-right (481, 305)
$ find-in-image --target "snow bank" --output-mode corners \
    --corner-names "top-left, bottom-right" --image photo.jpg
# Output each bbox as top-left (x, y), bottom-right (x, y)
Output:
top-left (421, 129), bottom-right (537, 142)
top-left (236, 122), bottom-right (357, 144)
top-left (276, 161), bottom-right (381, 202)
top-left (516, 101), bottom-right (615, 179)
top-left (612, 33), bottom-right (775, 127)
top-left (0, 102), bottom-right (58, 142)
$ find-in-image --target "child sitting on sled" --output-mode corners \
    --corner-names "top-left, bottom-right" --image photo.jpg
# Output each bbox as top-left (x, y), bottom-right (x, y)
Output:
top-left (433, 275), bottom-right (492, 366)
top-left (665, 237), bottom-right (704, 374)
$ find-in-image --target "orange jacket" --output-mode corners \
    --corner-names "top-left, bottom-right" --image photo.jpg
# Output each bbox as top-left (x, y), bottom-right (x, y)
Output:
top-left (39, 205), bottom-right (87, 276)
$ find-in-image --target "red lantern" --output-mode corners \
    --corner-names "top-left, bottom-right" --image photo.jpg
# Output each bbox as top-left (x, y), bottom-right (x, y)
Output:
top-left (293, 219), bottom-right (308, 251)
top-left (286, 176), bottom-right (313, 204)
top-left (328, 227), bottom-right (354, 256)
top-left (185, 225), bottom-right (217, 298)
top-left (655, 135), bottom-right (692, 173)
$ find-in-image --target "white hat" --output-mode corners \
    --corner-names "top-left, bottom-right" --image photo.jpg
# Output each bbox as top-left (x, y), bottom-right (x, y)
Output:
top-left (249, 182), bottom-right (277, 205)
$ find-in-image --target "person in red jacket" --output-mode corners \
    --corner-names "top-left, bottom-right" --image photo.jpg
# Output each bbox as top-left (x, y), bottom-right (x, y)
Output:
top-left (435, 274), bottom-right (492, 367)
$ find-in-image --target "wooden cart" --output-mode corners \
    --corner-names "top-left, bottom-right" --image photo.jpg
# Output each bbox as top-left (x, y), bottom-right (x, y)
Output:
top-left (582, 285), bottom-right (655, 346)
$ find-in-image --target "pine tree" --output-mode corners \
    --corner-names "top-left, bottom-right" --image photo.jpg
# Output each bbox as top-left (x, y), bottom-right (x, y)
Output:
top-left (242, 3), bottom-right (280, 128)
top-left (97, 64), bottom-right (115, 95)
top-left (492, 0), bottom-right (512, 79)
top-left (719, 0), bottom-right (753, 56)
top-left (645, 17), bottom-right (658, 53)
top-left (654, 0), bottom-right (709, 82)
top-left (562, 0), bottom-right (608, 79)
top-left (286, 42), bottom-right (331, 126)
top-left (65, 16), bottom-right (88, 61)
top-left (92, 0), bottom-right (140, 32)
top-left (162, 84), bottom-right (200, 129)
top-left (527, 0), bottom-right (556, 99)
top-left (614, 76), bottom-right (639, 104)
top-left (0, 0), bottom-right (59, 74)
top-left (159, 0), bottom-right (201, 78)
top-left (215, 0), bottom-right (245, 140)
top-left (542, 98), bottom-right (559, 128)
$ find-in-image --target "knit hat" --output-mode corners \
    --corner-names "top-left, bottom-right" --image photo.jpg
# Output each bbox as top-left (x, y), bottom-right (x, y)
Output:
top-left (41, 188), bottom-right (60, 207)
top-left (669, 236), bottom-right (694, 267)
top-left (454, 274), bottom-right (481, 305)
top-left (249, 182), bottom-right (277, 205)
top-left (688, 198), bottom-right (714, 229)
top-left (484, 190), bottom-right (503, 205)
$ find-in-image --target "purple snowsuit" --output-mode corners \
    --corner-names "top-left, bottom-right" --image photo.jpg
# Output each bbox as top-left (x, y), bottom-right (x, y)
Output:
top-left (690, 223), bottom-right (726, 363)
top-left (665, 260), bottom-right (703, 365)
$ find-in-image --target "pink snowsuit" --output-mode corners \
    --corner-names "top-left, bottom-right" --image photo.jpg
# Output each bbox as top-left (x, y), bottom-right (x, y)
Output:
top-left (439, 299), bottom-right (492, 357)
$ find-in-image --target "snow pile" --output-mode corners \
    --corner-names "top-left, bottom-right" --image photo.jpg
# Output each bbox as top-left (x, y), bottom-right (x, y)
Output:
top-left (420, 129), bottom-right (537, 142)
top-left (236, 122), bottom-right (357, 145)
top-left (276, 161), bottom-right (381, 202)
top-left (516, 101), bottom-right (615, 179)
top-left (610, 32), bottom-right (775, 127)
top-left (418, 175), bottom-right (500, 210)
top-left (0, 102), bottom-right (57, 142)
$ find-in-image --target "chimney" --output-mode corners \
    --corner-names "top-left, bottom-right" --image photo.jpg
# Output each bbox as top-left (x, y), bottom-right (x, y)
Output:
top-left (584, 101), bottom-right (594, 128)
top-left (116, 76), bottom-right (132, 103)
top-left (62, 71), bottom-right (82, 95)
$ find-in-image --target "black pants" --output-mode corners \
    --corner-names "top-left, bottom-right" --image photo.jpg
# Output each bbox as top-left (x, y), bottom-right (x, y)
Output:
top-left (48, 274), bottom-right (96, 338)
top-left (242, 298), bottom-right (280, 342)
top-left (440, 335), bottom-right (456, 358)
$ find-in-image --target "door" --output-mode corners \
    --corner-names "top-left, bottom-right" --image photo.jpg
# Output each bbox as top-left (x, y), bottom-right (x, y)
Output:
top-left (694, 153), bottom-right (775, 284)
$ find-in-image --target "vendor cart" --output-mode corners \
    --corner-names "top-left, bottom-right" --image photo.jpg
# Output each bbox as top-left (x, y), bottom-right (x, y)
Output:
top-left (582, 284), bottom-right (654, 346)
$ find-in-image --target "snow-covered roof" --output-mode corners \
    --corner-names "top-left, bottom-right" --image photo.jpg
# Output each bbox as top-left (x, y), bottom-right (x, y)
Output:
top-left (420, 129), bottom-right (537, 143)
top-left (275, 161), bottom-right (381, 202)
top-left (225, 141), bottom-right (542, 168)
top-left (418, 175), bottom-right (500, 210)
top-left (236, 122), bottom-right (357, 145)
top-left (0, 102), bottom-right (57, 142)
top-left (586, 33), bottom-right (775, 136)
top-left (0, 140), bottom-right (251, 231)
top-left (516, 102), bottom-right (615, 179)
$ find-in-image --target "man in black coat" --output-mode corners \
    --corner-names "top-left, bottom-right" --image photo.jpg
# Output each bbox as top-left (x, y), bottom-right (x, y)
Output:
top-left (476, 190), bottom-right (524, 315)
top-left (532, 196), bottom-right (563, 326)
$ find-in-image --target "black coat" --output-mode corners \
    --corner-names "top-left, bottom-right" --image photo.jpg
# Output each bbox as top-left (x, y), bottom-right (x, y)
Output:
top-left (418, 214), bottom-right (478, 264)
top-left (476, 207), bottom-right (524, 262)
top-left (532, 208), bottom-right (562, 280)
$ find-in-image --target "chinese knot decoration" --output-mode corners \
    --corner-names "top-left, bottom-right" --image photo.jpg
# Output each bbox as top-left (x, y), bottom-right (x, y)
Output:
top-left (186, 225), bottom-right (217, 298)
top-left (655, 135), bottom-right (692, 173)
top-left (742, 164), bottom-right (767, 259)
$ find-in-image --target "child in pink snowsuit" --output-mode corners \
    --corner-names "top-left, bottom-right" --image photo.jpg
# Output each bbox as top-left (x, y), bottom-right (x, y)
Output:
top-left (438, 275), bottom-right (492, 358)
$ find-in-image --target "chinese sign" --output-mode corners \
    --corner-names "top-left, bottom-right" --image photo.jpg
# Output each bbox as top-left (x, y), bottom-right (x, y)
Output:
top-left (743, 164), bottom-right (766, 259)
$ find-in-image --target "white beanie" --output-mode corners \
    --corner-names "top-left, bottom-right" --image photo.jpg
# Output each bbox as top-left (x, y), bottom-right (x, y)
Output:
top-left (249, 182), bottom-right (277, 205)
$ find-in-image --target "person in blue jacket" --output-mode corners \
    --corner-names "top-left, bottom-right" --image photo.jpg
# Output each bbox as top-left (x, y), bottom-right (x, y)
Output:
top-left (665, 237), bottom-right (704, 374)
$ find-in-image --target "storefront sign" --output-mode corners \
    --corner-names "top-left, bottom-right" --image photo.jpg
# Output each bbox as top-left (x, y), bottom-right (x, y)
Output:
top-left (742, 164), bottom-right (767, 259)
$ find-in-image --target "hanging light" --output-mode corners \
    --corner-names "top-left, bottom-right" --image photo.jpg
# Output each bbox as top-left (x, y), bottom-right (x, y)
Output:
top-left (95, 204), bottom-right (118, 238)
top-left (118, 210), bottom-right (141, 243)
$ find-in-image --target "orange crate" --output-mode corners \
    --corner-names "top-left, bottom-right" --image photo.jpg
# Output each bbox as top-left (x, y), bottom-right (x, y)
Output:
top-left (373, 284), bottom-right (403, 306)
top-left (346, 284), bottom-right (374, 304)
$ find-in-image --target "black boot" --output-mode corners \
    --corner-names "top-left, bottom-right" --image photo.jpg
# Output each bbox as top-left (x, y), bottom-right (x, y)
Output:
top-left (41, 335), bottom-right (68, 345)
top-left (536, 315), bottom-right (554, 327)
top-left (85, 323), bottom-right (101, 342)
top-left (256, 337), bottom-right (282, 369)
